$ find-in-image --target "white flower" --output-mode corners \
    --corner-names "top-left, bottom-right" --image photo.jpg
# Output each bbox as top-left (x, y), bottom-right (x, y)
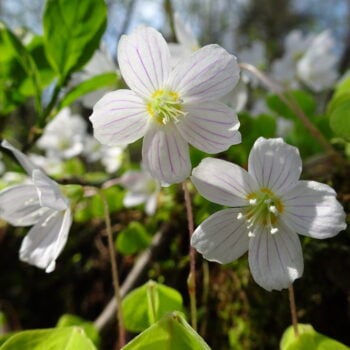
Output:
top-left (100, 146), bottom-right (125, 174)
top-left (297, 31), bottom-right (338, 92)
top-left (37, 108), bottom-right (87, 159)
top-left (120, 168), bottom-right (160, 215)
top-left (169, 14), bottom-right (246, 113)
top-left (271, 30), bottom-right (315, 88)
top-left (190, 137), bottom-right (346, 291)
top-left (168, 13), bottom-right (200, 66)
top-left (0, 141), bottom-right (72, 273)
top-left (90, 26), bottom-right (241, 185)
top-left (271, 30), bottom-right (338, 92)
top-left (83, 136), bottom-right (125, 174)
top-left (28, 154), bottom-right (64, 176)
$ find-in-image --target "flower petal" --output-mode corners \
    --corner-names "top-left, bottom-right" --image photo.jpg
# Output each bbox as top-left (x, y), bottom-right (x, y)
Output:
top-left (123, 192), bottom-right (148, 207)
top-left (176, 102), bottom-right (241, 153)
top-left (142, 123), bottom-right (191, 185)
top-left (248, 224), bottom-right (304, 291)
top-left (32, 170), bottom-right (69, 211)
top-left (281, 180), bottom-right (346, 239)
top-left (118, 26), bottom-right (170, 97)
top-left (2, 140), bottom-right (37, 176)
top-left (19, 208), bottom-right (72, 273)
top-left (90, 89), bottom-right (148, 146)
top-left (168, 44), bottom-right (240, 102)
top-left (191, 158), bottom-right (258, 206)
top-left (145, 194), bottom-right (158, 215)
top-left (248, 137), bottom-right (302, 194)
top-left (173, 12), bottom-right (199, 50)
top-left (191, 208), bottom-right (249, 264)
top-left (0, 184), bottom-right (47, 226)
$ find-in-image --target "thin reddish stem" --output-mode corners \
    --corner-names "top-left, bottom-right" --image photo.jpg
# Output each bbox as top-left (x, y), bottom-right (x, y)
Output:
top-left (182, 181), bottom-right (197, 331)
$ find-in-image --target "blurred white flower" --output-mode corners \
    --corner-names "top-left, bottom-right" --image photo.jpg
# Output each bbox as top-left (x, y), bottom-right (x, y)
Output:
top-left (271, 30), bottom-right (338, 92)
top-left (284, 30), bottom-right (315, 58)
top-left (37, 108), bottom-right (87, 159)
top-left (271, 30), bottom-right (313, 88)
top-left (168, 13), bottom-right (200, 66)
top-left (191, 137), bottom-right (346, 291)
top-left (297, 31), bottom-right (338, 91)
top-left (83, 136), bottom-right (125, 174)
top-left (101, 146), bottom-right (125, 174)
top-left (0, 141), bottom-right (72, 273)
top-left (28, 154), bottom-right (64, 176)
top-left (120, 168), bottom-right (160, 215)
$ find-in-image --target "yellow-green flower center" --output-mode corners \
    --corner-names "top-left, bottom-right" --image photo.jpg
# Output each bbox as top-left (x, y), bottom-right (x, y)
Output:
top-left (146, 89), bottom-right (185, 125)
top-left (238, 187), bottom-right (284, 237)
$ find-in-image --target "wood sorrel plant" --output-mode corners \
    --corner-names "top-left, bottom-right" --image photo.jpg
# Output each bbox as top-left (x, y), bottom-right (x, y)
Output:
top-left (0, 0), bottom-right (348, 349)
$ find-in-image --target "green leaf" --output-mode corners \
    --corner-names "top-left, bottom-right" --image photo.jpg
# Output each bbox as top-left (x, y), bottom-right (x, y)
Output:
top-left (56, 314), bottom-right (100, 347)
top-left (57, 73), bottom-right (119, 110)
top-left (122, 312), bottom-right (211, 350)
top-left (116, 222), bottom-right (152, 255)
top-left (43, 0), bottom-right (107, 81)
top-left (20, 35), bottom-right (57, 95)
top-left (327, 76), bottom-right (350, 141)
top-left (280, 324), bottom-right (350, 350)
top-left (0, 327), bottom-right (97, 350)
top-left (225, 112), bottom-right (276, 165)
top-left (266, 90), bottom-right (316, 120)
top-left (122, 280), bottom-right (184, 332)
top-left (329, 99), bottom-right (350, 141)
top-left (0, 23), bottom-right (41, 112)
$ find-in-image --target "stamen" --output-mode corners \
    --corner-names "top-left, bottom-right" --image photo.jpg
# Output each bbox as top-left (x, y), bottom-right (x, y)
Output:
top-left (147, 89), bottom-right (185, 125)
top-left (269, 205), bottom-right (278, 214)
top-left (243, 189), bottom-right (285, 237)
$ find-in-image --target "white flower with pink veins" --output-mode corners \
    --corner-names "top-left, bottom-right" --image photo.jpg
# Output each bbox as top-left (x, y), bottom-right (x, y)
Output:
top-left (191, 137), bottom-right (346, 291)
top-left (0, 141), bottom-right (72, 273)
top-left (90, 26), bottom-right (241, 185)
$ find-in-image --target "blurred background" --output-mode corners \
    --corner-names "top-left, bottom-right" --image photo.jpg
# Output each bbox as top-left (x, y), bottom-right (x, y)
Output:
top-left (0, 1), bottom-right (349, 349)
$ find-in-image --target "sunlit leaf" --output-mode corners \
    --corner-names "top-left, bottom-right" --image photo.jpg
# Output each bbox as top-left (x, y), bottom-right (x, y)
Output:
top-left (0, 23), bottom-right (41, 112)
top-left (122, 312), bottom-right (211, 350)
top-left (327, 76), bottom-right (350, 141)
top-left (43, 0), bottom-right (107, 81)
top-left (329, 99), bottom-right (350, 141)
top-left (0, 327), bottom-right (96, 350)
top-left (122, 280), bottom-right (184, 332)
top-left (116, 222), bottom-right (152, 255)
top-left (280, 324), bottom-right (350, 350)
top-left (57, 73), bottom-right (119, 110)
top-left (56, 314), bottom-right (100, 347)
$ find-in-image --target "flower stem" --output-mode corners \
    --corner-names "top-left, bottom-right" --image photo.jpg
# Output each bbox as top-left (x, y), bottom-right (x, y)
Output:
top-left (182, 181), bottom-right (197, 331)
top-left (146, 281), bottom-right (158, 324)
top-left (288, 285), bottom-right (299, 338)
top-left (101, 191), bottom-right (126, 348)
top-left (239, 62), bottom-right (337, 157)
